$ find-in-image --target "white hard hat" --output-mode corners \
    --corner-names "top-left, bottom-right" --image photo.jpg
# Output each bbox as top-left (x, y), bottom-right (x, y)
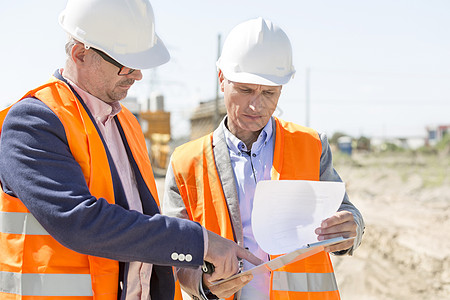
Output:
top-left (59, 0), bottom-right (170, 70)
top-left (217, 17), bottom-right (295, 86)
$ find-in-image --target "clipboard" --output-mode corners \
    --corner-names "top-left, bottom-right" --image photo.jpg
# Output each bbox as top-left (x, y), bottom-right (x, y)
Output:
top-left (211, 236), bottom-right (354, 286)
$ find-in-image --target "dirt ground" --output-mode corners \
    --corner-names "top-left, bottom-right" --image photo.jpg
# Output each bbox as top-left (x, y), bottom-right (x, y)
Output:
top-left (155, 150), bottom-right (450, 300)
top-left (330, 151), bottom-right (450, 300)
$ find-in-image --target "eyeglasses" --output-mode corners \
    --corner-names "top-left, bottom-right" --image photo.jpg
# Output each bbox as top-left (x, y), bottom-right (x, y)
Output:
top-left (91, 48), bottom-right (135, 76)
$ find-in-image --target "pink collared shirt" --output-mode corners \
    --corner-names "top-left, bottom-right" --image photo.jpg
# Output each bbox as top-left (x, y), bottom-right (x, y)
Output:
top-left (66, 77), bottom-right (152, 300)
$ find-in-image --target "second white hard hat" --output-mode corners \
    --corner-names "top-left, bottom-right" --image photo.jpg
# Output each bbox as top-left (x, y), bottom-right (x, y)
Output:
top-left (217, 17), bottom-right (296, 86)
top-left (59, 0), bottom-right (170, 70)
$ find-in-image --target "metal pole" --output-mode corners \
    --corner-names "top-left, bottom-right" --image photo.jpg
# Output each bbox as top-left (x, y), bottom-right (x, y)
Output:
top-left (305, 67), bottom-right (310, 127)
top-left (214, 34), bottom-right (222, 127)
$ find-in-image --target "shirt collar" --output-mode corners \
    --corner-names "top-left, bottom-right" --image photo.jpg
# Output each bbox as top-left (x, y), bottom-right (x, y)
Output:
top-left (223, 117), bottom-right (273, 155)
top-left (64, 76), bottom-right (122, 124)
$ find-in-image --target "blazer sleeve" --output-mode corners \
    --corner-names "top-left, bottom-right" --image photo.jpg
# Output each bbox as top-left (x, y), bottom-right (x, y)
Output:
top-left (0, 98), bottom-right (204, 268)
top-left (319, 132), bottom-right (365, 255)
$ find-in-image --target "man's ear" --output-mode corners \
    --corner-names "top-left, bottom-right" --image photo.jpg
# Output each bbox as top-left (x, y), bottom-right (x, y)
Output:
top-left (71, 43), bottom-right (87, 65)
top-left (218, 69), bottom-right (225, 92)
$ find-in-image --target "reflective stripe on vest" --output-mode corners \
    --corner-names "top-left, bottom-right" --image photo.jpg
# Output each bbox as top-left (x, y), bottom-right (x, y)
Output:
top-left (0, 211), bottom-right (49, 235)
top-left (272, 271), bottom-right (338, 292)
top-left (0, 271), bottom-right (92, 296)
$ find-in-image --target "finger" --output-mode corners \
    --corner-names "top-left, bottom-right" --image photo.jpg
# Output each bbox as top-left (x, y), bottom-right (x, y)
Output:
top-left (209, 257), bottom-right (239, 282)
top-left (206, 274), bottom-right (253, 290)
top-left (209, 270), bottom-right (227, 282)
top-left (321, 211), bottom-right (354, 228)
top-left (221, 275), bottom-right (253, 296)
top-left (318, 231), bottom-right (355, 241)
top-left (209, 267), bottom-right (234, 282)
top-left (323, 240), bottom-right (354, 253)
top-left (236, 247), bottom-right (264, 266)
top-left (316, 221), bottom-right (356, 236)
top-left (206, 274), bottom-right (253, 299)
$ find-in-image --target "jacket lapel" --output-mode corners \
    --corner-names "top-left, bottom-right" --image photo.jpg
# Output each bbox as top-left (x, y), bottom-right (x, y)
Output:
top-left (212, 121), bottom-right (244, 246)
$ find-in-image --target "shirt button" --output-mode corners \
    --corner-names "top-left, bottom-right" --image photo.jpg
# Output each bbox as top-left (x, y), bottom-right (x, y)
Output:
top-left (252, 153), bottom-right (256, 157)
top-left (171, 252), bottom-right (178, 260)
top-left (178, 253), bottom-right (185, 262)
top-left (185, 254), bottom-right (192, 262)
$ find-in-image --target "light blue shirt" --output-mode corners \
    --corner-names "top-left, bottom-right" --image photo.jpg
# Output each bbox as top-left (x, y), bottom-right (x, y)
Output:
top-left (223, 118), bottom-right (274, 299)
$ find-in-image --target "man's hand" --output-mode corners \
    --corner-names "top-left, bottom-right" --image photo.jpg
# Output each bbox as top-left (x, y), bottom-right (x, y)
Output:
top-left (205, 230), bottom-right (263, 282)
top-left (315, 210), bottom-right (356, 252)
top-left (203, 273), bottom-right (253, 299)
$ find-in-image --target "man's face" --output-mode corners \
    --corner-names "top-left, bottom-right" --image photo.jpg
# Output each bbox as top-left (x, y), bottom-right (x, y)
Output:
top-left (220, 72), bottom-right (282, 140)
top-left (77, 46), bottom-right (143, 104)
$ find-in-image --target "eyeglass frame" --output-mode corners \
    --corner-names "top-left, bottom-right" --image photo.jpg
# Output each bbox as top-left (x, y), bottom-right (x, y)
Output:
top-left (91, 48), bottom-right (135, 76)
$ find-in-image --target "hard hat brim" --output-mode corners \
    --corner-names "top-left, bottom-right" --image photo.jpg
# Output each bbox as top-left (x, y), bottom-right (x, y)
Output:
top-left (220, 67), bottom-right (295, 86)
top-left (109, 34), bottom-right (170, 70)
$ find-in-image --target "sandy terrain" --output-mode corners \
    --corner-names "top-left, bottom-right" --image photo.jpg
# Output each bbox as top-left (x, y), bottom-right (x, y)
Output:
top-left (155, 150), bottom-right (450, 299)
top-left (331, 151), bottom-right (450, 300)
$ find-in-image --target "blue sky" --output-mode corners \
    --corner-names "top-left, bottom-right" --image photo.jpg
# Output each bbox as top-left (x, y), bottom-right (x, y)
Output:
top-left (1, 0), bottom-right (449, 138)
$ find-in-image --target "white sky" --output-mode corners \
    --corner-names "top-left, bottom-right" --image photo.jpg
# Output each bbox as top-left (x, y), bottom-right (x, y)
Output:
top-left (1, 0), bottom-right (449, 139)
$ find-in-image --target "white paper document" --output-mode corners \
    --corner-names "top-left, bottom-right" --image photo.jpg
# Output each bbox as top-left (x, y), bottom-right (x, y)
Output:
top-left (251, 180), bottom-right (345, 255)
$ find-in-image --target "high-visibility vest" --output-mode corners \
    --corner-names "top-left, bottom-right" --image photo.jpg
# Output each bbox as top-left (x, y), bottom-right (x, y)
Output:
top-left (170, 117), bottom-right (340, 300)
top-left (0, 76), bottom-right (160, 300)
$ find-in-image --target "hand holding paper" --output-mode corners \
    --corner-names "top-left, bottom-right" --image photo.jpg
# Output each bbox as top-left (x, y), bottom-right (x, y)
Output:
top-left (251, 180), bottom-right (346, 255)
top-left (316, 210), bottom-right (357, 252)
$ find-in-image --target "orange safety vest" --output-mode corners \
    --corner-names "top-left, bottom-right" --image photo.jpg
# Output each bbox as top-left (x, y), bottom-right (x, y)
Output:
top-left (171, 118), bottom-right (340, 300)
top-left (0, 76), bottom-right (160, 300)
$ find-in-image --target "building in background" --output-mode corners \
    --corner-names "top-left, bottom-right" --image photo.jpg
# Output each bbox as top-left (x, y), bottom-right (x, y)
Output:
top-left (189, 98), bottom-right (226, 140)
top-left (426, 124), bottom-right (450, 146)
top-left (337, 136), bottom-right (353, 155)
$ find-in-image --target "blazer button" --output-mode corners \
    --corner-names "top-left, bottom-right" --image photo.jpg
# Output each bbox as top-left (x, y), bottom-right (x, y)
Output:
top-left (178, 254), bottom-right (185, 261)
top-left (185, 254), bottom-right (192, 262)
top-left (171, 252), bottom-right (179, 260)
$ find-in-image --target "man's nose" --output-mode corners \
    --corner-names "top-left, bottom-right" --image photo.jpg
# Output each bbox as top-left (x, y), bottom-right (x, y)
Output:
top-left (127, 69), bottom-right (143, 81)
top-left (248, 93), bottom-right (263, 111)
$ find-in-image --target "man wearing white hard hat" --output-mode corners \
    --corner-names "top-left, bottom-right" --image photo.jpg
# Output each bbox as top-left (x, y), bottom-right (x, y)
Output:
top-left (0, 1), bottom-right (261, 299)
top-left (163, 17), bottom-right (365, 299)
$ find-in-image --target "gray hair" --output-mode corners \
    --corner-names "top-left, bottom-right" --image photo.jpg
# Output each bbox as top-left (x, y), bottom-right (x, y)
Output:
top-left (64, 36), bottom-right (79, 56)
